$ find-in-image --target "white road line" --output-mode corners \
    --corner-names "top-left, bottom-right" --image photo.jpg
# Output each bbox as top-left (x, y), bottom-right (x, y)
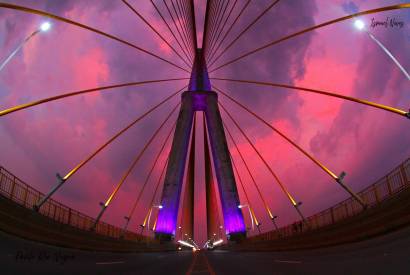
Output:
top-left (275, 260), bottom-right (302, 264)
top-left (96, 261), bottom-right (125, 265)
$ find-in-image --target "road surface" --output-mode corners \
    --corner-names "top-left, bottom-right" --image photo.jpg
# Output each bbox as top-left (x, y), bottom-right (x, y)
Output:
top-left (1, 226), bottom-right (410, 274)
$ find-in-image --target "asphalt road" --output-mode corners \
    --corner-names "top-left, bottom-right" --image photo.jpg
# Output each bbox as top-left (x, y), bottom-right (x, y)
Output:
top-left (1, 226), bottom-right (410, 275)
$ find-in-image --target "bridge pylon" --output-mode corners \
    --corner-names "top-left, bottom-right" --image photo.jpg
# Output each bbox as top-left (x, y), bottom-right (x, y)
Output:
top-left (154, 49), bottom-right (246, 242)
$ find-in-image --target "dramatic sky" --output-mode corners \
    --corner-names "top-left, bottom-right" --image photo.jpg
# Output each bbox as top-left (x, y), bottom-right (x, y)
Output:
top-left (0, 0), bottom-right (409, 245)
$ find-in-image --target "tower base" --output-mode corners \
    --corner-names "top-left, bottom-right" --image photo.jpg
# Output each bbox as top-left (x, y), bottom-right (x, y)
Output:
top-left (227, 231), bottom-right (247, 243)
top-left (155, 232), bottom-right (174, 243)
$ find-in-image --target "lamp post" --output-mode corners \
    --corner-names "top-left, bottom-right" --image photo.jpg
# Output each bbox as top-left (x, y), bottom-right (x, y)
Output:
top-left (218, 225), bottom-right (223, 240)
top-left (354, 19), bottom-right (409, 81)
top-left (177, 225), bottom-right (182, 239)
top-left (238, 204), bottom-right (254, 231)
top-left (271, 215), bottom-right (279, 231)
top-left (0, 22), bottom-right (51, 72)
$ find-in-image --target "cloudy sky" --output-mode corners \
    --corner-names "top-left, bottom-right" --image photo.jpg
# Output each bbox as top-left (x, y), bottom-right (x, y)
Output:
top-left (0, 0), bottom-right (409, 244)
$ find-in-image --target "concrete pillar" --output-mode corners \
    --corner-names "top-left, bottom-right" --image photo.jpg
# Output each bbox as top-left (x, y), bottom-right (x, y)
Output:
top-left (204, 119), bottom-right (223, 241)
top-left (204, 92), bottom-right (246, 241)
top-left (155, 90), bottom-right (246, 241)
top-left (180, 117), bottom-right (196, 241)
top-left (155, 92), bottom-right (194, 240)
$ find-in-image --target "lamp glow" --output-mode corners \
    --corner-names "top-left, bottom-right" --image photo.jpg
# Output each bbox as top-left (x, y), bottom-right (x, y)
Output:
top-left (213, 239), bottom-right (223, 246)
top-left (353, 19), bottom-right (410, 80)
top-left (178, 240), bottom-right (194, 248)
top-left (40, 22), bottom-right (51, 32)
top-left (354, 20), bottom-right (365, 30)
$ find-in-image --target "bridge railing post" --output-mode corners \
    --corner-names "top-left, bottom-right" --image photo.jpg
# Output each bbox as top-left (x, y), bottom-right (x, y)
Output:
top-left (67, 208), bottom-right (72, 226)
top-left (344, 203), bottom-right (349, 218)
top-left (10, 176), bottom-right (17, 199)
top-left (46, 200), bottom-right (51, 217)
top-left (35, 191), bottom-right (41, 210)
top-left (400, 164), bottom-right (408, 187)
top-left (386, 175), bottom-right (393, 196)
top-left (330, 207), bottom-right (335, 224)
top-left (373, 185), bottom-right (380, 203)
top-left (23, 185), bottom-right (29, 207)
top-left (0, 167), bottom-right (3, 192)
top-left (53, 204), bottom-right (57, 221)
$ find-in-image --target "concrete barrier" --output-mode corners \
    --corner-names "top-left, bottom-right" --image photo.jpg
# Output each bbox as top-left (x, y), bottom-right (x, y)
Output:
top-left (0, 194), bottom-right (175, 252)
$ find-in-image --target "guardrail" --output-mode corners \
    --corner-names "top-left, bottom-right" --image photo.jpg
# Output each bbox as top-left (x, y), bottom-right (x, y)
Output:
top-left (249, 158), bottom-right (410, 242)
top-left (0, 166), bottom-right (144, 242)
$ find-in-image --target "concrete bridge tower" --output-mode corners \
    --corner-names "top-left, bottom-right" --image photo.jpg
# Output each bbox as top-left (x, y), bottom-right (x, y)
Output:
top-left (154, 49), bottom-right (246, 242)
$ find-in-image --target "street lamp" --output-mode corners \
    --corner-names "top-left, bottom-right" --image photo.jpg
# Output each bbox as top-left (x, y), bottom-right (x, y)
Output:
top-left (354, 20), bottom-right (365, 30)
top-left (354, 19), bottom-right (409, 80)
top-left (238, 204), bottom-right (255, 231)
top-left (40, 22), bottom-right (51, 32)
top-left (0, 21), bottom-right (52, 72)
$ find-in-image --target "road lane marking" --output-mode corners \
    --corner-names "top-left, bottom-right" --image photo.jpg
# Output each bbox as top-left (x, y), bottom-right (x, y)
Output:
top-left (186, 253), bottom-right (216, 275)
top-left (96, 261), bottom-right (125, 265)
top-left (203, 253), bottom-right (216, 275)
top-left (186, 253), bottom-right (198, 275)
top-left (275, 260), bottom-right (302, 264)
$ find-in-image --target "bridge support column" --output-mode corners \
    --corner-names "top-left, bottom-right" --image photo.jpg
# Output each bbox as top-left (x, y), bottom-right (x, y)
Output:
top-left (204, 92), bottom-right (246, 241)
top-left (155, 91), bottom-right (246, 242)
top-left (204, 119), bottom-right (221, 242)
top-left (155, 93), bottom-right (194, 241)
top-left (180, 116), bottom-right (196, 241)
top-left (156, 48), bottom-right (245, 242)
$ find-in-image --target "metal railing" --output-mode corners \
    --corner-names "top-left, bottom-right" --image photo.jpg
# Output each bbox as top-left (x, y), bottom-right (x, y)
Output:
top-left (0, 166), bottom-right (145, 241)
top-left (249, 158), bottom-right (410, 242)
top-left (1, 158), bottom-right (409, 243)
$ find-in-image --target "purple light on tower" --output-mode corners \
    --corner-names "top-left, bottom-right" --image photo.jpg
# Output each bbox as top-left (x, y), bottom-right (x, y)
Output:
top-left (154, 92), bottom-right (194, 238)
top-left (155, 49), bottom-right (246, 240)
top-left (203, 91), bottom-right (246, 239)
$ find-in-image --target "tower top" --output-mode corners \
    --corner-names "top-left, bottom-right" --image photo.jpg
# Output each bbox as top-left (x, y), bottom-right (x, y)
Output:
top-left (188, 48), bottom-right (211, 92)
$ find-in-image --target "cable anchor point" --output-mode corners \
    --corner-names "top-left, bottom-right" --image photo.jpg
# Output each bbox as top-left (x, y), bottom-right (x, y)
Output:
top-left (90, 202), bottom-right (107, 231)
top-left (33, 173), bottom-right (66, 212)
top-left (336, 171), bottom-right (368, 209)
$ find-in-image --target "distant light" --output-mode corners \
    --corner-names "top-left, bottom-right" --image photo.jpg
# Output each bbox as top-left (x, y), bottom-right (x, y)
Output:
top-left (158, 205), bottom-right (163, 209)
top-left (40, 22), bottom-right (51, 32)
top-left (178, 240), bottom-right (194, 248)
top-left (238, 205), bottom-right (243, 209)
top-left (213, 239), bottom-right (223, 246)
top-left (354, 20), bottom-right (365, 30)
top-left (178, 247), bottom-right (182, 251)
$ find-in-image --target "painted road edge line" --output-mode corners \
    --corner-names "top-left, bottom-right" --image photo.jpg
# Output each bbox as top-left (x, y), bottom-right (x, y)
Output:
top-left (275, 260), bottom-right (302, 264)
top-left (96, 261), bottom-right (125, 265)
